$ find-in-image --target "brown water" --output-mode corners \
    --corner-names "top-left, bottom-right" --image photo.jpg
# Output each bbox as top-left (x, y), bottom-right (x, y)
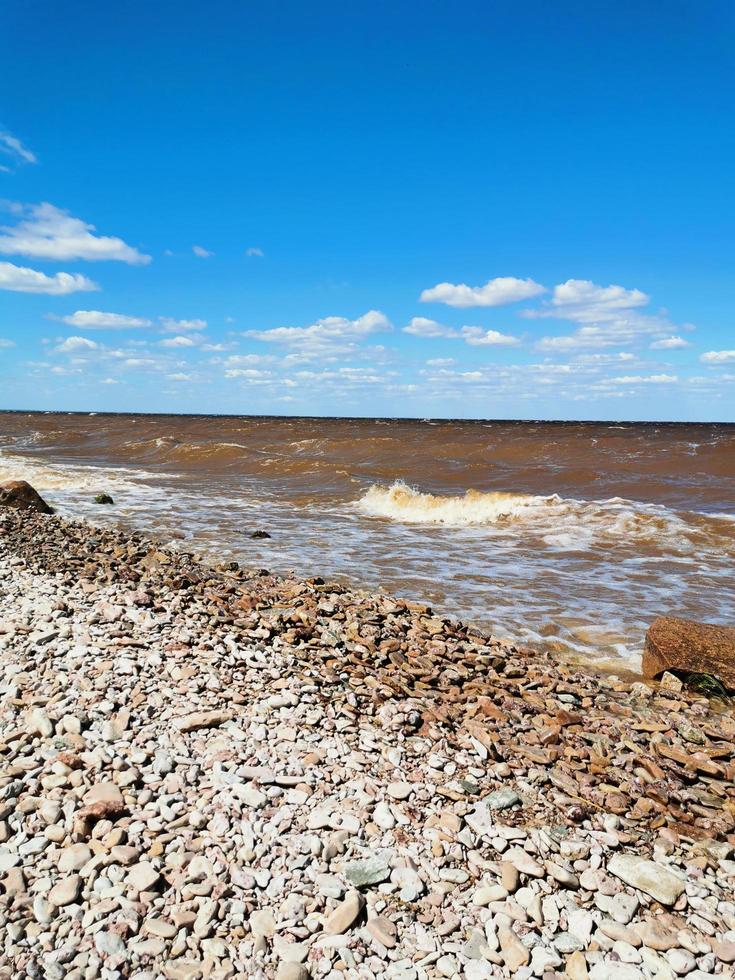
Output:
top-left (1, 412), bottom-right (734, 668)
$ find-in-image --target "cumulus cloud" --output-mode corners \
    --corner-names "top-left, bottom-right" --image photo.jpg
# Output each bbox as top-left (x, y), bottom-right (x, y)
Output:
top-left (403, 318), bottom-right (519, 346)
top-left (701, 350), bottom-right (735, 363)
top-left (529, 279), bottom-right (688, 351)
top-left (420, 276), bottom-right (545, 308)
top-left (460, 326), bottom-right (520, 347)
top-left (224, 367), bottom-right (271, 379)
top-left (167, 372), bottom-right (193, 382)
top-left (159, 317), bottom-right (207, 333)
top-left (224, 354), bottom-right (271, 367)
top-left (0, 203), bottom-right (150, 264)
top-left (192, 245), bottom-right (213, 258)
top-left (611, 374), bottom-right (678, 384)
top-left (53, 310), bottom-right (152, 329)
top-left (531, 280), bottom-right (649, 321)
top-left (245, 247), bottom-right (264, 257)
top-left (55, 336), bottom-right (98, 353)
top-left (248, 310), bottom-right (391, 350)
top-left (0, 130), bottom-right (37, 170)
top-left (160, 335), bottom-right (197, 348)
top-left (0, 338), bottom-right (16, 349)
top-left (403, 317), bottom-right (458, 338)
top-left (425, 357), bottom-right (455, 366)
top-left (0, 261), bottom-right (99, 294)
top-left (649, 335), bottom-right (690, 350)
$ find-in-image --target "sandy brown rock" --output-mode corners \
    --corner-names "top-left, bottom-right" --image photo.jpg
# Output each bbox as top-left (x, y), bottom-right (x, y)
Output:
top-left (0, 480), bottom-right (53, 515)
top-left (643, 615), bottom-right (735, 691)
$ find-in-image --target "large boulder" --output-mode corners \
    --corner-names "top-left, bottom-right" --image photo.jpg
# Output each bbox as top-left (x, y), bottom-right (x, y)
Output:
top-left (0, 480), bottom-right (54, 515)
top-left (643, 616), bottom-right (735, 692)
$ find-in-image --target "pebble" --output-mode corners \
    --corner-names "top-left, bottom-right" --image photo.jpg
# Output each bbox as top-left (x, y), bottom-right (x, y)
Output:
top-left (607, 854), bottom-right (686, 907)
top-left (48, 874), bottom-right (82, 907)
top-left (2, 508), bottom-right (735, 980)
top-left (323, 891), bottom-right (364, 934)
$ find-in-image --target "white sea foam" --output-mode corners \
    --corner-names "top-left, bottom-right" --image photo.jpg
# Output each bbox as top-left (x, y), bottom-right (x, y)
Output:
top-left (355, 481), bottom-right (734, 557)
top-left (358, 481), bottom-right (551, 525)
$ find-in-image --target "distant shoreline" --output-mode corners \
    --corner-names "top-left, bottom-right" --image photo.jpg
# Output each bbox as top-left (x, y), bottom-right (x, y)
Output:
top-left (2, 407), bottom-right (735, 426)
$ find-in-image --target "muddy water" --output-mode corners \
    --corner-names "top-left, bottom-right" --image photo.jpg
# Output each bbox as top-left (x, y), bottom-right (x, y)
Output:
top-left (1, 411), bottom-right (733, 668)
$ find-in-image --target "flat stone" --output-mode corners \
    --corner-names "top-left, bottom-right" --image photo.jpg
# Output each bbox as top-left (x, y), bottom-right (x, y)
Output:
top-left (83, 783), bottom-right (124, 807)
top-left (48, 874), bottom-right (82, 907)
top-left (637, 918), bottom-right (680, 951)
top-left (546, 860), bottom-right (580, 888)
top-left (126, 861), bottom-right (160, 893)
top-left (485, 788), bottom-right (521, 810)
top-left (504, 846), bottom-right (544, 877)
top-left (498, 924), bottom-right (530, 971)
top-left (344, 855), bottom-right (390, 887)
top-left (145, 918), bottom-right (179, 939)
top-left (57, 843), bottom-right (92, 873)
top-left (386, 781), bottom-right (413, 800)
top-left (174, 709), bottom-right (231, 732)
top-left (473, 883), bottom-right (508, 906)
top-left (554, 931), bottom-right (585, 953)
top-left (366, 914), bottom-right (397, 948)
top-left (323, 890), bottom-right (364, 934)
top-left (607, 855), bottom-right (685, 906)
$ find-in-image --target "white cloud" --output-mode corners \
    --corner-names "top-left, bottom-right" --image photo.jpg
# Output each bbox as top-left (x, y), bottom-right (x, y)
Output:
top-left (0, 130), bottom-right (37, 168)
top-left (535, 327), bottom-right (616, 352)
top-left (55, 336), bottom-right (98, 353)
top-left (426, 357), bottom-right (455, 366)
top-left (224, 354), bottom-right (271, 367)
top-left (420, 276), bottom-right (545, 308)
top-left (100, 377), bottom-right (120, 385)
top-left (0, 261), bottom-right (99, 294)
top-left (159, 317), bottom-right (207, 332)
top-left (403, 317), bottom-right (519, 346)
top-left (224, 368), bottom-right (271, 379)
top-left (0, 338), bottom-right (16, 349)
top-left (531, 280), bottom-right (649, 322)
top-left (649, 335), bottom-right (690, 350)
top-left (611, 374), bottom-right (678, 384)
top-left (460, 326), bottom-right (520, 347)
top-left (403, 317), bottom-right (458, 338)
top-left (192, 245), bottom-right (213, 258)
top-left (248, 310), bottom-right (391, 349)
top-left (574, 352), bottom-right (636, 364)
top-left (245, 247), bottom-right (264, 257)
top-left (529, 280), bottom-right (688, 351)
top-left (160, 335), bottom-right (196, 348)
top-left (54, 310), bottom-right (152, 329)
top-left (701, 350), bottom-right (735, 363)
top-left (0, 203), bottom-right (150, 264)
top-left (167, 372), bottom-right (193, 382)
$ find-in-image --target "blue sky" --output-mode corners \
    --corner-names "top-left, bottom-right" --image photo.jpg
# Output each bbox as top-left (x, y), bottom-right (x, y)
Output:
top-left (1, 0), bottom-right (733, 420)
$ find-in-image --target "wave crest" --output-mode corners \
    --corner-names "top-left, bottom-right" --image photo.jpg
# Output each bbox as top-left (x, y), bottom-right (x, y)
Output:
top-left (357, 482), bottom-right (552, 525)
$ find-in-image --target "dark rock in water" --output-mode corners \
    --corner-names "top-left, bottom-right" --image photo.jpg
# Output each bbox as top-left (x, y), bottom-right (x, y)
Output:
top-left (643, 616), bottom-right (735, 692)
top-left (251, 530), bottom-right (271, 539)
top-left (0, 480), bottom-right (54, 514)
top-left (94, 493), bottom-right (114, 505)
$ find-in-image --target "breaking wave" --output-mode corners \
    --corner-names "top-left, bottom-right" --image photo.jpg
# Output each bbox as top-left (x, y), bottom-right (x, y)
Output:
top-left (356, 481), bottom-right (735, 554)
top-left (358, 482), bottom-right (551, 524)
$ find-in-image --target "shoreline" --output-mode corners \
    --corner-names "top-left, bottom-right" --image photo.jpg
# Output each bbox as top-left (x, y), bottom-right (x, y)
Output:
top-left (2, 507), bottom-right (735, 978)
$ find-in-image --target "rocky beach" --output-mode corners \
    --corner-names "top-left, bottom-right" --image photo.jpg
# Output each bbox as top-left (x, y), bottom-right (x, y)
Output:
top-left (2, 504), bottom-right (735, 979)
